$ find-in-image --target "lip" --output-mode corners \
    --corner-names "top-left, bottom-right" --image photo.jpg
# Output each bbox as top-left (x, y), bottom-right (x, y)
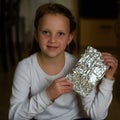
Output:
top-left (47, 45), bottom-right (58, 49)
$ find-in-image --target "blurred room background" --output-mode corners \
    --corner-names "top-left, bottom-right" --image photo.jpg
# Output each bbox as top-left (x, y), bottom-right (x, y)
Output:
top-left (0, 0), bottom-right (120, 120)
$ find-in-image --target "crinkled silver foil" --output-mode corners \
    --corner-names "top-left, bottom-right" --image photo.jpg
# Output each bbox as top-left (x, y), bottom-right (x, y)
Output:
top-left (66, 46), bottom-right (108, 97)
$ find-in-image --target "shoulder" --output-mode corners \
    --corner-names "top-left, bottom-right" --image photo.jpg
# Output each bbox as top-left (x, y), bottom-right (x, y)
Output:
top-left (12, 54), bottom-right (37, 86)
top-left (64, 52), bottom-right (78, 71)
top-left (65, 52), bottom-right (78, 63)
top-left (16, 53), bottom-right (37, 71)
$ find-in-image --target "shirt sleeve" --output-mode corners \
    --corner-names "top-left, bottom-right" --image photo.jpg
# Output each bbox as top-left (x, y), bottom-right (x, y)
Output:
top-left (9, 61), bottom-right (52, 120)
top-left (80, 77), bottom-right (114, 120)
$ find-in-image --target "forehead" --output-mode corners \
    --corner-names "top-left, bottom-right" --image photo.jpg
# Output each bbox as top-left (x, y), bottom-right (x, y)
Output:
top-left (39, 13), bottom-right (70, 25)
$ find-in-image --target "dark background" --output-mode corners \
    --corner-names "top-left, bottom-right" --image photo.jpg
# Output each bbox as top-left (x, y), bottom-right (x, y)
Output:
top-left (79, 0), bottom-right (118, 19)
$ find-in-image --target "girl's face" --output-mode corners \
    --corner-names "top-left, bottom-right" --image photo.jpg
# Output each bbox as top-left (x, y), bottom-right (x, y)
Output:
top-left (35, 13), bottom-right (74, 58)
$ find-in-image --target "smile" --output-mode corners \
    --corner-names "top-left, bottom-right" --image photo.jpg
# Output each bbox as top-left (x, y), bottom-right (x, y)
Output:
top-left (47, 45), bottom-right (58, 49)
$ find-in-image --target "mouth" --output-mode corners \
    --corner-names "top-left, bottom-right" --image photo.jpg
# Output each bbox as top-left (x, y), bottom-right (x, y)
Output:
top-left (47, 45), bottom-right (58, 49)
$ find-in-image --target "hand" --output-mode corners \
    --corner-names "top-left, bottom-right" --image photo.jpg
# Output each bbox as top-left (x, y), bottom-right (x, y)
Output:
top-left (102, 52), bottom-right (118, 80)
top-left (46, 77), bottom-right (73, 101)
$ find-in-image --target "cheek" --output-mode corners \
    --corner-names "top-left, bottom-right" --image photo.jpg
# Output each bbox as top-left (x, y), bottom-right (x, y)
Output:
top-left (59, 38), bottom-right (69, 47)
top-left (38, 35), bottom-right (47, 44)
top-left (37, 38), bottom-right (46, 50)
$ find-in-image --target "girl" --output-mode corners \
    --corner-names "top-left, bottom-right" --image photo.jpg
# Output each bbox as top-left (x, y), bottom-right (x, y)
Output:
top-left (9, 3), bottom-right (118, 120)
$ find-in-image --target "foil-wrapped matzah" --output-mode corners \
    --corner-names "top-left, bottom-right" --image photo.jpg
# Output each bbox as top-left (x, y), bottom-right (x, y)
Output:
top-left (66, 46), bottom-right (108, 97)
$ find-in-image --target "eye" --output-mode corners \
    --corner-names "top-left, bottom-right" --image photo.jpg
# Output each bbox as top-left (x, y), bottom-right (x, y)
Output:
top-left (58, 32), bottom-right (65, 36)
top-left (41, 30), bottom-right (50, 36)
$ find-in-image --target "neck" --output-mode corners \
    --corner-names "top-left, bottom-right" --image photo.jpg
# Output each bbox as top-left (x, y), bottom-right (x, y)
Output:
top-left (37, 52), bottom-right (65, 75)
top-left (37, 52), bottom-right (65, 65)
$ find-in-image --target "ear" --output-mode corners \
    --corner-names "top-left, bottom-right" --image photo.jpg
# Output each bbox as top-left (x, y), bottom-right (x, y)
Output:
top-left (34, 30), bottom-right (38, 43)
top-left (67, 33), bottom-right (74, 45)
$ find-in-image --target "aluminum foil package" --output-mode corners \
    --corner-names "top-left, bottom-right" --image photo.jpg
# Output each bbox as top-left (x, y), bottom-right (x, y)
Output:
top-left (66, 46), bottom-right (108, 97)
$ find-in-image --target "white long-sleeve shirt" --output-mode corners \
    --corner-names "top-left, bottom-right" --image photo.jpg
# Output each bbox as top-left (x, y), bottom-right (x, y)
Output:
top-left (9, 52), bottom-right (114, 120)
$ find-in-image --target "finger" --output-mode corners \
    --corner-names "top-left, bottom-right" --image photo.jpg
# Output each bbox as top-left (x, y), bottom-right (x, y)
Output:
top-left (101, 53), bottom-right (118, 64)
top-left (55, 77), bottom-right (73, 85)
top-left (55, 77), bottom-right (66, 82)
top-left (60, 81), bottom-right (73, 86)
top-left (102, 52), bottom-right (117, 62)
top-left (101, 52), bottom-right (115, 60)
top-left (101, 52), bottom-right (111, 56)
top-left (61, 86), bottom-right (73, 94)
top-left (103, 57), bottom-right (118, 67)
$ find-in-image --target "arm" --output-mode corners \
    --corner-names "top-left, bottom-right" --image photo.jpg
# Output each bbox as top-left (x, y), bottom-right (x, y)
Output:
top-left (81, 52), bottom-right (118, 120)
top-left (81, 78), bottom-right (114, 120)
top-left (9, 61), bottom-right (73, 120)
top-left (9, 61), bottom-right (52, 120)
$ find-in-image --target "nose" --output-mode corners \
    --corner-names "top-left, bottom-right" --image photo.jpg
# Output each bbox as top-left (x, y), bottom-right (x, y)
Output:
top-left (49, 34), bottom-right (56, 43)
